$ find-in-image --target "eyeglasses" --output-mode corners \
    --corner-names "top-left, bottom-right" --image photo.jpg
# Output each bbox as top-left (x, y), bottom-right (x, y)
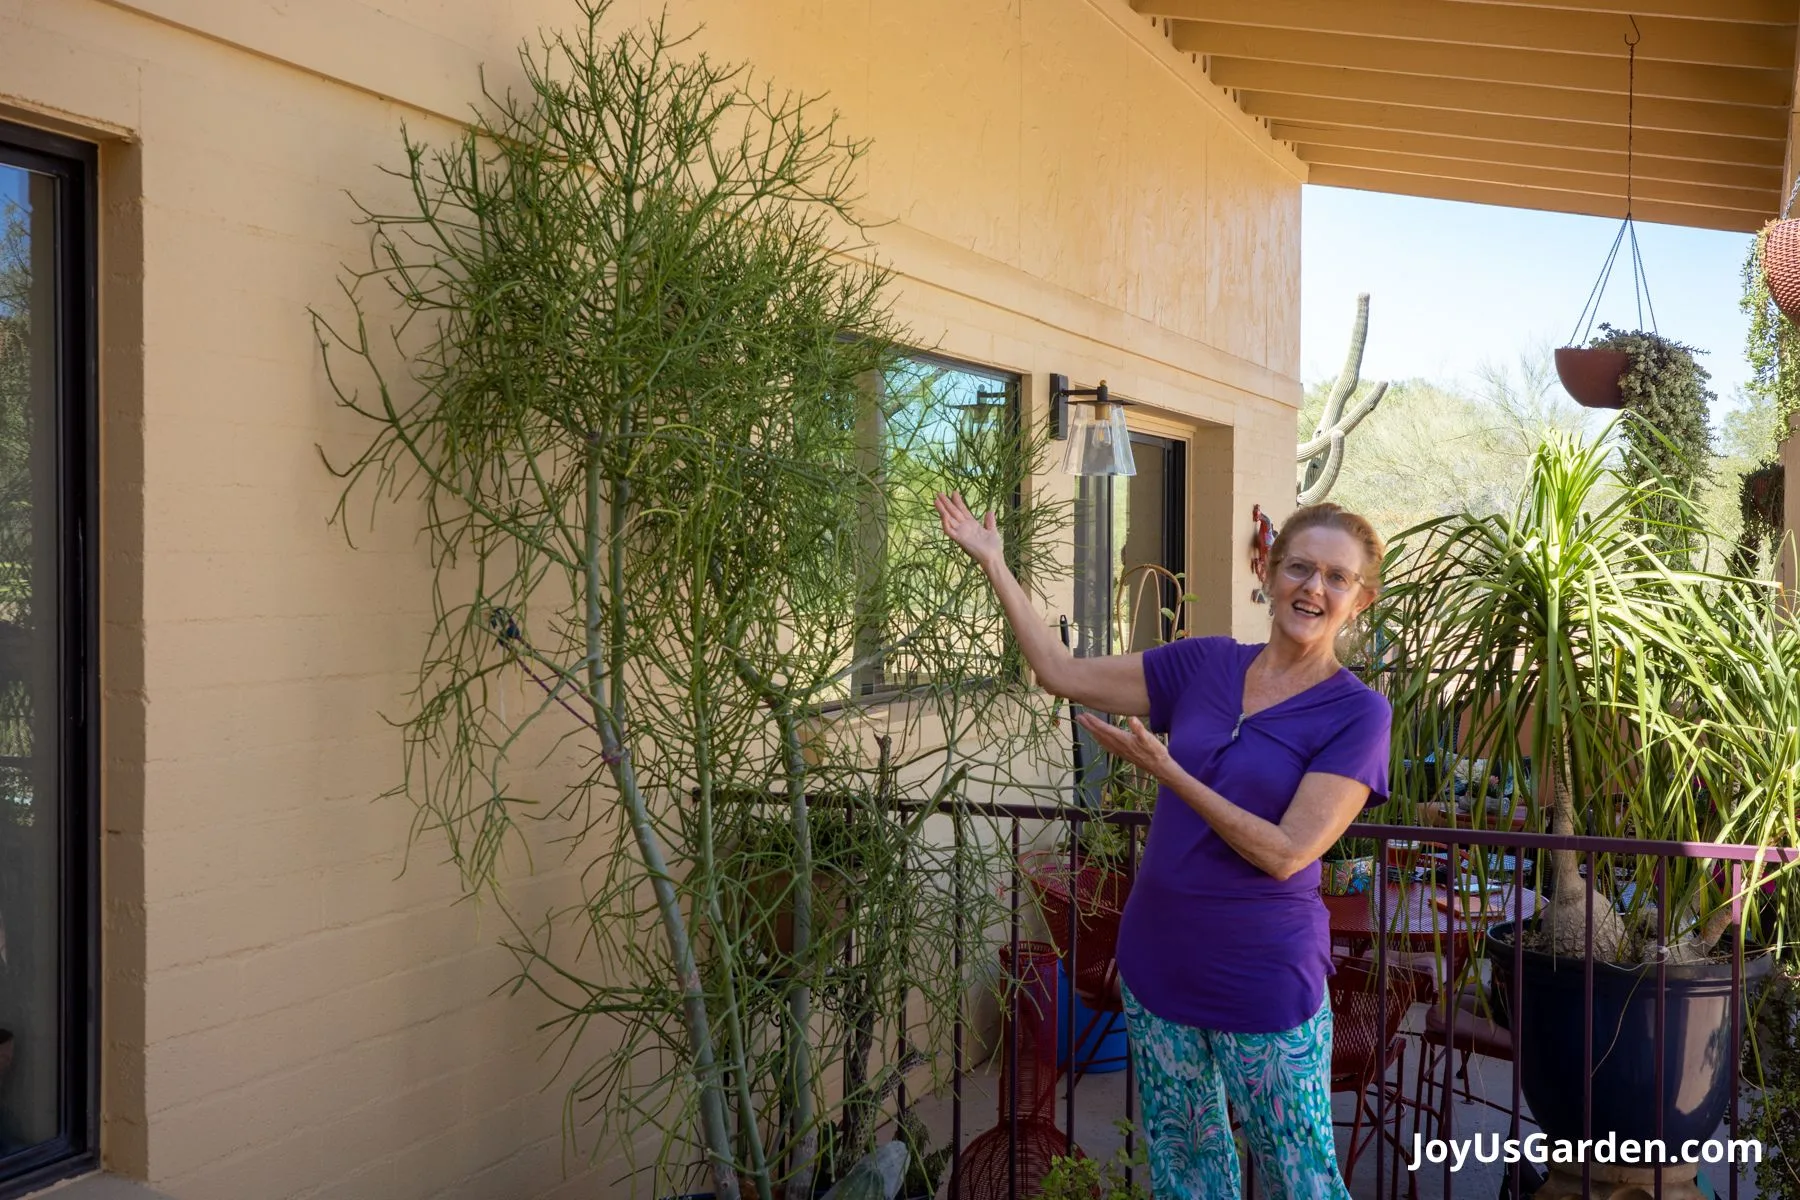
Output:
top-left (1277, 557), bottom-right (1363, 594)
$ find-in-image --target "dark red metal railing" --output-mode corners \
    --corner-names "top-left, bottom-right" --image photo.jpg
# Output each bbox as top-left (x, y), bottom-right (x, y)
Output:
top-left (917, 802), bottom-right (1797, 1200)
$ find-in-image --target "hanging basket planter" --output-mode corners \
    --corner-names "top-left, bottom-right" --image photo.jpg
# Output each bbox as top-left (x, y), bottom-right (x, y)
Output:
top-left (1554, 346), bottom-right (1632, 409)
top-left (1761, 216), bottom-right (1800, 324)
top-left (1554, 24), bottom-right (1674, 414)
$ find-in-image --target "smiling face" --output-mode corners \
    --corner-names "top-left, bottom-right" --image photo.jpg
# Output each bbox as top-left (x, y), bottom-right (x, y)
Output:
top-left (1267, 525), bottom-right (1375, 656)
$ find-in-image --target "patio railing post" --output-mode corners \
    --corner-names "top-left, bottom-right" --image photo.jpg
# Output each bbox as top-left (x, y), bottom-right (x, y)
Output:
top-left (1730, 860), bottom-right (1744, 1200)
top-left (1375, 833), bottom-right (1389, 1200)
top-left (1441, 836), bottom-right (1458, 1200)
top-left (1066, 811), bottom-right (1079, 1157)
top-left (1509, 839), bottom-right (1525, 1200)
top-left (1583, 849), bottom-right (1596, 1196)
top-left (1655, 860), bottom-right (1667, 1200)
top-left (1124, 823), bottom-right (1138, 1192)
top-left (1009, 817), bottom-right (1020, 1200)
top-left (952, 809), bottom-right (965, 1189)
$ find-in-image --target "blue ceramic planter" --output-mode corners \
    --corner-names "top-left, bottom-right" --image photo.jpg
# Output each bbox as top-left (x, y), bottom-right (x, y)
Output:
top-left (1055, 960), bottom-right (1128, 1074)
top-left (1485, 920), bottom-right (1771, 1150)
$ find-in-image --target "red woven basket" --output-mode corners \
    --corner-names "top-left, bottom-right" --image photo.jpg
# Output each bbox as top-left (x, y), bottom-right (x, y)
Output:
top-left (1763, 217), bottom-right (1800, 325)
top-left (995, 941), bottom-right (1061, 1121)
top-left (948, 1115), bottom-right (1080, 1200)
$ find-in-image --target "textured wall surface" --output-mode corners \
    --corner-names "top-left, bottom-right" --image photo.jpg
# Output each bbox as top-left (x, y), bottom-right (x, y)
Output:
top-left (0, 0), bottom-right (1303, 1196)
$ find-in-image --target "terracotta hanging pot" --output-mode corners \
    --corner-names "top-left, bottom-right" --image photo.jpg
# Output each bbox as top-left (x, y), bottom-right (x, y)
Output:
top-left (1554, 346), bottom-right (1632, 409)
top-left (1762, 217), bottom-right (1800, 324)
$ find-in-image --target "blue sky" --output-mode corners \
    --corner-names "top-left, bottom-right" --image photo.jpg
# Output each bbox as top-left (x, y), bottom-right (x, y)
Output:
top-left (0, 166), bottom-right (24, 211)
top-left (1299, 185), bottom-right (1755, 409)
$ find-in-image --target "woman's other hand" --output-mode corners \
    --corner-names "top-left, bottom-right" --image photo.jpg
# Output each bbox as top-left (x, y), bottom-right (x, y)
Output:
top-left (935, 491), bottom-right (1003, 572)
top-left (1076, 713), bottom-right (1174, 780)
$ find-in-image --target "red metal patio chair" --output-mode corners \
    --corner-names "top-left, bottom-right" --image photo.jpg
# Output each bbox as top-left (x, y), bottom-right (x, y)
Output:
top-left (1329, 956), bottom-right (1417, 1200)
top-left (1412, 981), bottom-right (1531, 1146)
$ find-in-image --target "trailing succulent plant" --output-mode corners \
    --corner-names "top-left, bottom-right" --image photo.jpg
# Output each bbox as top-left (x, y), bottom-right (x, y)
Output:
top-left (1744, 220), bottom-right (1800, 434)
top-left (1737, 458), bottom-right (1785, 575)
top-left (1585, 324), bottom-right (1715, 560)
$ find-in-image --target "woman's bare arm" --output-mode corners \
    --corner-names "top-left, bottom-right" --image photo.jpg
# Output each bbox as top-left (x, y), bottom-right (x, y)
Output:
top-left (936, 492), bottom-right (1150, 716)
top-left (1078, 713), bottom-right (1370, 880)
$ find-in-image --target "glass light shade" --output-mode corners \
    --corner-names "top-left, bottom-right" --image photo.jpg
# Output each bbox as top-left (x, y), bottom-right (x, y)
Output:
top-left (1061, 401), bottom-right (1136, 476)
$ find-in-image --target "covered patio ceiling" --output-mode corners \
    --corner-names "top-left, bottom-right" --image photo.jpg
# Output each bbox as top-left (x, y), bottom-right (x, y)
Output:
top-left (1131, 0), bottom-right (1800, 233)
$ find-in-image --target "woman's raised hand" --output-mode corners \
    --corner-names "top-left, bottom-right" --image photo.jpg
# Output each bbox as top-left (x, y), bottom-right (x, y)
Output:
top-left (935, 491), bottom-right (1003, 572)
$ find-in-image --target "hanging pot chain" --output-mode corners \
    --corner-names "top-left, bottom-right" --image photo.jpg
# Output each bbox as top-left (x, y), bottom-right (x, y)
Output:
top-left (1567, 15), bottom-right (1657, 346)
top-left (1624, 15), bottom-right (1638, 223)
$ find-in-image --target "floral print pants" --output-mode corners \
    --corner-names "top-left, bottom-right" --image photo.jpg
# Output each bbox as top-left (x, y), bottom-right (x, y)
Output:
top-left (1121, 982), bottom-right (1349, 1200)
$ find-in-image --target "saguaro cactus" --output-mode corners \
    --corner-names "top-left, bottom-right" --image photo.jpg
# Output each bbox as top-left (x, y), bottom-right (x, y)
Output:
top-left (1298, 293), bottom-right (1388, 505)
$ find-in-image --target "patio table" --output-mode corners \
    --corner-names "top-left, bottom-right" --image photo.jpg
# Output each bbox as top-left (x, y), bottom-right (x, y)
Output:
top-left (1324, 881), bottom-right (1540, 1005)
top-left (1418, 801), bottom-right (1531, 832)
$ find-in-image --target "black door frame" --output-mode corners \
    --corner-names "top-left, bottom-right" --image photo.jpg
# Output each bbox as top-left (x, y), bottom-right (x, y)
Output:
top-left (0, 116), bottom-right (101, 1197)
top-left (1128, 429), bottom-right (1188, 645)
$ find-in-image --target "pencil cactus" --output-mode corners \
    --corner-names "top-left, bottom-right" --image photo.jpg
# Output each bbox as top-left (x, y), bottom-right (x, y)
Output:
top-left (311, 4), bottom-right (1065, 1198)
top-left (1298, 293), bottom-right (1388, 505)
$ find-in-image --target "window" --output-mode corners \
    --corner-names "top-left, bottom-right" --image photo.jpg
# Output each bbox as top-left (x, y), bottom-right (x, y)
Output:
top-left (0, 120), bottom-right (98, 1193)
top-left (850, 353), bottom-right (1021, 698)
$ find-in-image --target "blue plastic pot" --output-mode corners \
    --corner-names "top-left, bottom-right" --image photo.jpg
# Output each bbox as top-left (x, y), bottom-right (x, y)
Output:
top-left (1054, 960), bottom-right (1129, 1073)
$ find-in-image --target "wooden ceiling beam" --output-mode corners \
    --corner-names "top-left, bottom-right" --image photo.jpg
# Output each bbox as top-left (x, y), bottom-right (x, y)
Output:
top-left (1132, 0), bottom-right (1794, 70)
top-left (1247, 95), bottom-right (1784, 165)
top-left (1295, 144), bottom-right (1777, 212)
top-left (1304, 163), bottom-right (1771, 231)
top-left (1439, 0), bottom-right (1795, 25)
top-left (1209, 59), bottom-right (1787, 140)
top-left (1169, 22), bottom-right (1790, 109)
top-left (1270, 123), bottom-right (1783, 191)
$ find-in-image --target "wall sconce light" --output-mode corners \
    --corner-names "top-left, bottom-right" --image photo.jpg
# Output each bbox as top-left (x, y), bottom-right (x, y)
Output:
top-left (1049, 373), bottom-right (1136, 477)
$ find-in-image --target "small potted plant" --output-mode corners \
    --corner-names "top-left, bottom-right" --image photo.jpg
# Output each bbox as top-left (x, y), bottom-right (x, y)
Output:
top-left (1320, 834), bottom-right (1375, 897)
top-left (1741, 222), bottom-right (1800, 442)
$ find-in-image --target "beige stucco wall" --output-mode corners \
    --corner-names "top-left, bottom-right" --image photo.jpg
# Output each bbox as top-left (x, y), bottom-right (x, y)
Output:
top-left (0, 1), bottom-right (1303, 1196)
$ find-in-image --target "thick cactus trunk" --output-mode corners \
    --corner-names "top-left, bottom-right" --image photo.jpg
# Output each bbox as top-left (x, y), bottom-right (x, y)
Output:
top-left (1298, 293), bottom-right (1389, 504)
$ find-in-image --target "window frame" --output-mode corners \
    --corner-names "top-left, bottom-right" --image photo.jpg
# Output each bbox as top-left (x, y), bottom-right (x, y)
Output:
top-left (0, 117), bottom-right (101, 1197)
top-left (848, 348), bottom-right (1023, 703)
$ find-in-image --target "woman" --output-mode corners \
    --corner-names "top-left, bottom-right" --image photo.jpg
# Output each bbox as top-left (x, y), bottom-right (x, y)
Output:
top-left (934, 492), bottom-right (1392, 1199)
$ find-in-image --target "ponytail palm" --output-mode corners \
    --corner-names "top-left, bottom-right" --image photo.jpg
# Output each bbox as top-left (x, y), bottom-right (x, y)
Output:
top-left (1376, 431), bottom-right (1800, 963)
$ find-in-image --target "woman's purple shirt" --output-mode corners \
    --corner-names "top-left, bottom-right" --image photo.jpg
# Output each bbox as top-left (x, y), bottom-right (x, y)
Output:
top-left (1113, 636), bottom-right (1393, 1034)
